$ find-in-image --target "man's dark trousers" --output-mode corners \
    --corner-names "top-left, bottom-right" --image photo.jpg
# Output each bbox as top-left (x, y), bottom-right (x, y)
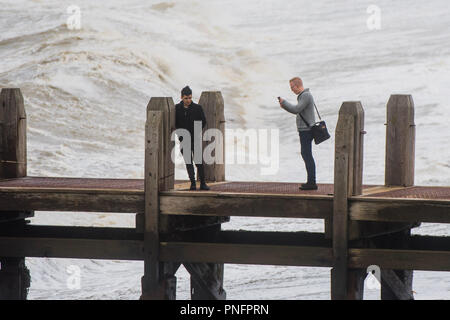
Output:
top-left (180, 139), bottom-right (205, 183)
top-left (299, 130), bottom-right (316, 184)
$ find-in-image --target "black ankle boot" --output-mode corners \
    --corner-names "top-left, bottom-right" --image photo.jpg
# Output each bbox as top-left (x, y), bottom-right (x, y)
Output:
top-left (190, 181), bottom-right (196, 190)
top-left (200, 182), bottom-right (210, 190)
top-left (299, 182), bottom-right (318, 190)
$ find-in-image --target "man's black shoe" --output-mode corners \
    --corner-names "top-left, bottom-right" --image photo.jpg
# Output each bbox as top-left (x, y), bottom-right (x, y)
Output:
top-left (189, 182), bottom-right (196, 190)
top-left (299, 182), bottom-right (318, 190)
top-left (200, 182), bottom-right (210, 191)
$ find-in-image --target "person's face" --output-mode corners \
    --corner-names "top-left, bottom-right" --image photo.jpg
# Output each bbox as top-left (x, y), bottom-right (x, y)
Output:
top-left (182, 94), bottom-right (192, 106)
top-left (290, 81), bottom-right (301, 95)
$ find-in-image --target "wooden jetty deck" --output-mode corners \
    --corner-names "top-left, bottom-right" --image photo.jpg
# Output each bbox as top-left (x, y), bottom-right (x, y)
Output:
top-left (0, 177), bottom-right (449, 221)
top-left (1, 88), bottom-right (450, 300)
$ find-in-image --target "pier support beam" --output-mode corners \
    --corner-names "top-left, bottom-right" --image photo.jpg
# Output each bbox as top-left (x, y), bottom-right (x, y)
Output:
top-left (371, 229), bottom-right (414, 300)
top-left (379, 94), bottom-right (416, 300)
top-left (331, 101), bottom-right (365, 300)
top-left (198, 91), bottom-right (225, 182)
top-left (184, 224), bottom-right (226, 300)
top-left (141, 94), bottom-right (228, 299)
top-left (141, 110), bottom-right (176, 300)
top-left (186, 91), bottom-right (227, 300)
top-left (0, 88), bottom-right (31, 300)
top-left (385, 95), bottom-right (415, 187)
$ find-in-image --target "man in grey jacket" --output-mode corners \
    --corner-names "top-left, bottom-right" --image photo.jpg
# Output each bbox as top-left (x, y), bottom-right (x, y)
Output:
top-left (279, 77), bottom-right (318, 190)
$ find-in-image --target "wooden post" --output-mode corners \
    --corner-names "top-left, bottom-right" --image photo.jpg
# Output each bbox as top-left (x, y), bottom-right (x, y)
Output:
top-left (331, 108), bottom-right (354, 300)
top-left (184, 224), bottom-right (226, 300)
top-left (198, 91), bottom-right (225, 182)
top-left (181, 91), bottom-right (227, 300)
top-left (142, 94), bottom-right (228, 300)
top-left (326, 102), bottom-right (365, 238)
top-left (331, 101), bottom-right (365, 300)
top-left (375, 229), bottom-right (414, 300)
top-left (141, 110), bottom-right (162, 299)
top-left (146, 97), bottom-right (175, 190)
top-left (342, 102), bottom-right (365, 196)
top-left (385, 95), bottom-right (415, 187)
top-left (143, 98), bottom-right (180, 299)
top-left (140, 110), bottom-right (178, 300)
top-left (379, 94), bottom-right (416, 300)
top-left (0, 88), bottom-right (27, 178)
top-left (0, 88), bottom-right (31, 300)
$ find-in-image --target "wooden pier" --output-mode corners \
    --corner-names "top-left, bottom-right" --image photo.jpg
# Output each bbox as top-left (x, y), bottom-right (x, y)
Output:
top-left (0, 88), bottom-right (449, 300)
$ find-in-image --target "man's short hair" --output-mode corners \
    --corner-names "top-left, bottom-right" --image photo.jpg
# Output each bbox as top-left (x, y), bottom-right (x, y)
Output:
top-left (289, 77), bottom-right (303, 87)
top-left (181, 86), bottom-right (192, 96)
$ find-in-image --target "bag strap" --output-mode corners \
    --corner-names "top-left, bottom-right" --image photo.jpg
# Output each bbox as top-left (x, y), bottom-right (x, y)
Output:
top-left (313, 102), bottom-right (322, 120)
top-left (297, 90), bottom-right (322, 125)
top-left (298, 112), bottom-right (311, 127)
top-left (299, 102), bottom-right (322, 127)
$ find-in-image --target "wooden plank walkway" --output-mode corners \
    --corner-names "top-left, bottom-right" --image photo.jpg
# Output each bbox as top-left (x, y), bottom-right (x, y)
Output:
top-left (2, 176), bottom-right (448, 199)
top-left (0, 177), bottom-right (449, 220)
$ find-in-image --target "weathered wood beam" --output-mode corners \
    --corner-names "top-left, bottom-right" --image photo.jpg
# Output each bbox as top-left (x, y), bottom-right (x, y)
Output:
top-left (2, 237), bottom-right (450, 271)
top-left (0, 211), bottom-right (33, 223)
top-left (190, 91), bottom-right (228, 300)
top-left (0, 88), bottom-right (30, 300)
top-left (184, 262), bottom-right (226, 300)
top-left (348, 221), bottom-right (417, 240)
top-left (0, 257), bottom-right (30, 300)
top-left (0, 88), bottom-right (27, 178)
top-left (217, 230), bottom-right (331, 247)
top-left (385, 94), bottom-right (415, 187)
top-left (182, 225), bottom-right (226, 300)
top-left (380, 269), bottom-right (414, 300)
top-left (136, 212), bottom-right (230, 234)
top-left (160, 192), bottom-right (333, 218)
top-left (0, 237), bottom-right (143, 260)
top-left (0, 225), bottom-right (141, 240)
top-left (146, 97), bottom-right (175, 190)
top-left (0, 190), bottom-right (144, 213)
top-left (331, 105), bottom-right (355, 300)
top-left (198, 91), bottom-right (225, 182)
top-left (348, 248), bottom-right (450, 271)
top-left (6, 226), bottom-right (448, 250)
top-left (141, 110), bottom-right (167, 300)
top-left (0, 190), bottom-right (448, 222)
top-left (160, 242), bottom-right (333, 267)
top-left (349, 197), bottom-right (450, 223)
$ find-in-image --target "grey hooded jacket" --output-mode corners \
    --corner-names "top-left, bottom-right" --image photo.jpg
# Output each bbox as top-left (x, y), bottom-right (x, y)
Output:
top-left (281, 88), bottom-right (316, 132)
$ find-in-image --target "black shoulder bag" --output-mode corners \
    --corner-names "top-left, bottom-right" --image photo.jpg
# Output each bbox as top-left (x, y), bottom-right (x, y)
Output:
top-left (299, 102), bottom-right (331, 145)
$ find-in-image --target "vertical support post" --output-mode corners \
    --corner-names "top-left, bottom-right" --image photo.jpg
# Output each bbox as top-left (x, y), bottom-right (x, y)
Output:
top-left (385, 95), bottom-right (415, 187)
top-left (0, 88), bottom-right (27, 178)
top-left (325, 101), bottom-right (365, 239)
top-left (184, 225), bottom-right (226, 300)
top-left (141, 98), bottom-right (179, 300)
top-left (331, 110), bottom-right (353, 300)
top-left (331, 101), bottom-right (365, 300)
top-left (141, 110), bottom-right (178, 300)
top-left (183, 91), bottom-right (227, 300)
top-left (146, 97), bottom-right (175, 190)
top-left (380, 94), bottom-right (415, 300)
top-left (198, 91), bottom-right (225, 182)
top-left (0, 88), bottom-right (30, 300)
top-left (141, 110), bottom-right (162, 299)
